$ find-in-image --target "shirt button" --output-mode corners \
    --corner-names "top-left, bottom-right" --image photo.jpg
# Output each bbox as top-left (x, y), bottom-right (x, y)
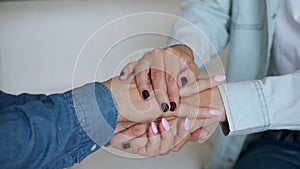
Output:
top-left (272, 13), bottom-right (277, 19)
top-left (90, 144), bottom-right (97, 151)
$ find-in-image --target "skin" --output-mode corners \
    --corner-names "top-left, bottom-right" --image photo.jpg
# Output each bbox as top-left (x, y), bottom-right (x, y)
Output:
top-left (102, 76), bottom-right (226, 157)
top-left (103, 75), bottom-right (225, 123)
top-left (119, 44), bottom-right (200, 112)
top-left (111, 44), bottom-right (227, 156)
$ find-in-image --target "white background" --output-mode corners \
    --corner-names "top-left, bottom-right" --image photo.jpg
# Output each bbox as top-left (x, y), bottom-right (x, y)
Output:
top-left (0, 1), bottom-right (224, 168)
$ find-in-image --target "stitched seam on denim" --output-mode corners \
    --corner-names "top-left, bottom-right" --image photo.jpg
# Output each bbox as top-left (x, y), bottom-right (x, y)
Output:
top-left (96, 83), bottom-right (118, 130)
top-left (253, 80), bottom-right (270, 131)
top-left (66, 92), bottom-right (85, 162)
top-left (257, 80), bottom-right (270, 130)
top-left (64, 92), bottom-right (88, 161)
top-left (253, 80), bottom-right (266, 130)
top-left (219, 85), bottom-right (236, 135)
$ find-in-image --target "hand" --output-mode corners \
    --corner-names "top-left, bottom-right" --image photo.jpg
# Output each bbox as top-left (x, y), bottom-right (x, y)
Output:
top-left (103, 75), bottom-right (226, 123)
top-left (179, 79), bottom-right (227, 122)
top-left (108, 118), bottom-right (211, 157)
top-left (119, 44), bottom-right (200, 112)
top-left (107, 76), bottom-right (227, 156)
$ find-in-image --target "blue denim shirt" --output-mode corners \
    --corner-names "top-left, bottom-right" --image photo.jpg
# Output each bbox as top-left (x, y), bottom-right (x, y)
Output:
top-left (0, 82), bottom-right (118, 169)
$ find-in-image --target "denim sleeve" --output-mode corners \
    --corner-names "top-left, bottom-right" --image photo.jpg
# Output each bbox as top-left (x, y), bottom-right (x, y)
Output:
top-left (0, 82), bottom-right (118, 169)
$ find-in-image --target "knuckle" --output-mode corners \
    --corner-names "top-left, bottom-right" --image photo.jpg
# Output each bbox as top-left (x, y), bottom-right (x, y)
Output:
top-left (172, 147), bottom-right (180, 152)
top-left (166, 74), bottom-right (176, 82)
top-left (164, 46), bottom-right (177, 55)
top-left (130, 125), bottom-right (144, 137)
top-left (151, 70), bottom-right (164, 81)
top-left (150, 48), bottom-right (163, 55)
top-left (120, 121), bottom-right (131, 129)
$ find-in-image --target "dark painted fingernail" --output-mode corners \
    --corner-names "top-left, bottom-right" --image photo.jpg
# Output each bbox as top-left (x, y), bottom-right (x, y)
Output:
top-left (161, 103), bottom-right (169, 112)
top-left (104, 141), bottom-right (111, 147)
top-left (170, 102), bottom-right (177, 111)
top-left (122, 143), bottom-right (130, 149)
top-left (181, 77), bottom-right (188, 86)
top-left (142, 90), bottom-right (150, 99)
top-left (120, 71), bottom-right (124, 76)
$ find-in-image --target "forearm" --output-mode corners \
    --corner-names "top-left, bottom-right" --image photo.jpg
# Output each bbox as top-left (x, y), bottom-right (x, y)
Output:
top-left (0, 82), bottom-right (118, 168)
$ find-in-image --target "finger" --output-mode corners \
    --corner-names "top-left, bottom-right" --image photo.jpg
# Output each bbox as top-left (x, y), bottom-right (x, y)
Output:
top-left (110, 123), bottom-right (148, 146)
top-left (119, 61), bottom-right (138, 80)
top-left (135, 58), bottom-right (151, 100)
top-left (164, 50), bottom-right (181, 111)
top-left (189, 117), bottom-right (220, 133)
top-left (177, 62), bottom-right (200, 88)
top-left (159, 118), bottom-right (174, 155)
top-left (172, 118), bottom-right (190, 152)
top-left (115, 121), bottom-right (137, 133)
top-left (165, 104), bottom-right (222, 119)
top-left (137, 122), bottom-right (161, 157)
top-left (149, 49), bottom-right (170, 112)
top-left (188, 128), bottom-right (210, 142)
top-left (113, 133), bottom-right (148, 155)
top-left (179, 75), bottom-right (226, 97)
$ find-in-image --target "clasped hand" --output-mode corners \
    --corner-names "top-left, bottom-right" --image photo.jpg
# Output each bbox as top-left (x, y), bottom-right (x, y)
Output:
top-left (103, 45), bottom-right (226, 157)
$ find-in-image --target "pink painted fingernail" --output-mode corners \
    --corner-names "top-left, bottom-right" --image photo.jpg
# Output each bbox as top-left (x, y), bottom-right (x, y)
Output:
top-left (162, 118), bottom-right (170, 131)
top-left (209, 109), bottom-right (222, 116)
top-left (184, 118), bottom-right (190, 131)
top-left (214, 75), bottom-right (226, 82)
top-left (151, 122), bottom-right (158, 134)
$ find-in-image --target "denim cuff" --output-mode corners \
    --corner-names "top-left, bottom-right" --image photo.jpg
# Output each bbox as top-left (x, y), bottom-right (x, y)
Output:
top-left (218, 80), bottom-right (270, 135)
top-left (64, 82), bottom-right (118, 147)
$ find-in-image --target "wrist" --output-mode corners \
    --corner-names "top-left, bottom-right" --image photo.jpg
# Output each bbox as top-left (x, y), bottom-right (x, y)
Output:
top-left (102, 79), bottom-right (125, 122)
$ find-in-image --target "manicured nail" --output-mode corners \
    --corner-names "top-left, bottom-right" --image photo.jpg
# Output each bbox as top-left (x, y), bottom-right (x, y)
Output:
top-left (161, 103), bottom-right (169, 112)
top-left (122, 143), bottom-right (130, 149)
top-left (104, 141), bottom-right (111, 147)
top-left (151, 122), bottom-right (158, 134)
top-left (184, 118), bottom-right (190, 131)
top-left (181, 77), bottom-right (188, 86)
top-left (201, 135), bottom-right (210, 140)
top-left (214, 75), bottom-right (226, 82)
top-left (170, 102), bottom-right (177, 111)
top-left (209, 109), bottom-right (222, 116)
top-left (162, 118), bottom-right (170, 131)
top-left (120, 71), bottom-right (124, 77)
top-left (142, 90), bottom-right (150, 100)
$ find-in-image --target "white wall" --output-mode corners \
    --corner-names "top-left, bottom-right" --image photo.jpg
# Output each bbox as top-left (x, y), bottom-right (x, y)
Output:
top-left (0, 1), bottom-right (221, 169)
top-left (0, 0), bottom-right (183, 94)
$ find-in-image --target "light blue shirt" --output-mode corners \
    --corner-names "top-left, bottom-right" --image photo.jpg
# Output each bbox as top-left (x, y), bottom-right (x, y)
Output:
top-left (168, 0), bottom-right (300, 168)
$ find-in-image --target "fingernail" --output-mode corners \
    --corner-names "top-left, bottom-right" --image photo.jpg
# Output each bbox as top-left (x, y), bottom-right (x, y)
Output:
top-left (162, 118), bottom-right (170, 131)
top-left (142, 90), bottom-right (150, 100)
top-left (122, 143), bottom-right (130, 149)
top-left (161, 103), bottom-right (169, 112)
top-left (202, 135), bottom-right (210, 140)
top-left (184, 118), bottom-right (190, 131)
top-left (181, 77), bottom-right (188, 86)
top-left (104, 141), bottom-right (111, 147)
top-left (151, 122), bottom-right (158, 134)
top-left (200, 130), bottom-right (210, 139)
top-left (209, 109), bottom-right (222, 116)
top-left (120, 71), bottom-right (124, 77)
top-left (170, 102), bottom-right (177, 111)
top-left (214, 75), bottom-right (226, 82)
